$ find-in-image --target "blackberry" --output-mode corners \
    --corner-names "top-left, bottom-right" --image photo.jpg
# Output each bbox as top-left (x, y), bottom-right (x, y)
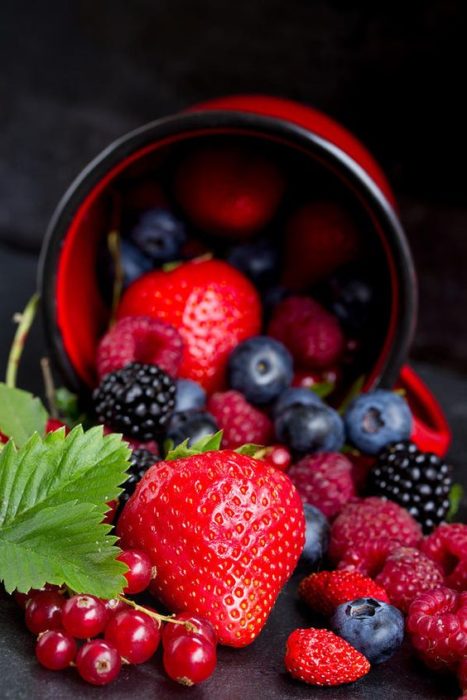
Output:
top-left (93, 362), bottom-right (176, 441)
top-left (120, 448), bottom-right (160, 507)
top-left (368, 441), bottom-right (452, 533)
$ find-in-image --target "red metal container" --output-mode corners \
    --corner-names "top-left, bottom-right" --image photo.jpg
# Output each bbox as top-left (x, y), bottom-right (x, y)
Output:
top-left (38, 95), bottom-right (451, 456)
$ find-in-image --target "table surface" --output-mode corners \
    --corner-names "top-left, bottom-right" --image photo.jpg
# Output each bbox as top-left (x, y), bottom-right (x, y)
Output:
top-left (0, 246), bottom-right (465, 699)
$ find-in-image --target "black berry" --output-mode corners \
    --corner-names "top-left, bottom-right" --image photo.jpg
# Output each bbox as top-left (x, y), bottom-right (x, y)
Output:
top-left (120, 448), bottom-right (160, 507)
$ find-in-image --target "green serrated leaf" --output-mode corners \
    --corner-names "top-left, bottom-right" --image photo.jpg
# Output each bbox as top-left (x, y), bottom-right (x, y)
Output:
top-left (338, 375), bottom-right (366, 415)
top-left (447, 483), bottom-right (464, 521)
top-left (235, 443), bottom-right (265, 457)
top-left (0, 427), bottom-right (130, 597)
top-left (309, 381), bottom-right (335, 400)
top-left (165, 431), bottom-right (224, 460)
top-left (0, 383), bottom-right (48, 446)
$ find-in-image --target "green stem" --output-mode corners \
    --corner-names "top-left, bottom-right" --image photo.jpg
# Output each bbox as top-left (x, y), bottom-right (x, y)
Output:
top-left (118, 595), bottom-right (198, 632)
top-left (108, 230), bottom-right (123, 329)
top-left (40, 357), bottom-right (58, 418)
top-left (6, 293), bottom-right (40, 388)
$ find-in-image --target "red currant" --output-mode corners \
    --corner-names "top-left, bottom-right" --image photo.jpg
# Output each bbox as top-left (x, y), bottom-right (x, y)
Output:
top-left (105, 609), bottom-right (161, 664)
top-left (163, 634), bottom-right (217, 686)
top-left (162, 613), bottom-right (217, 648)
top-left (25, 590), bottom-right (64, 635)
top-left (62, 594), bottom-right (107, 639)
top-left (16, 584), bottom-right (61, 609)
top-left (76, 640), bottom-right (121, 686)
top-left (103, 597), bottom-right (128, 618)
top-left (118, 549), bottom-right (153, 594)
top-left (263, 445), bottom-right (291, 472)
top-left (35, 630), bottom-right (77, 670)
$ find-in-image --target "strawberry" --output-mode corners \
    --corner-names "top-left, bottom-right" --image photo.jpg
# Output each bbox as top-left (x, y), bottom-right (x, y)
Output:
top-left (284, 628), bottom-right (370, 686)
top-left (298, 570), bottom-right (389, 617)
top-left (282, 201), bottom-right (361, 291)
top-left (117, 446), bottom-right (305, 647)
top-left (117, 259), bottom-right (261, 393)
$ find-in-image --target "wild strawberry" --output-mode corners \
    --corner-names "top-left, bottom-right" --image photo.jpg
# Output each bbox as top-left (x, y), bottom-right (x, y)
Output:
top-left (117, 259), bottom-right (261, 392)
top-left (298, 570), bottom-right (389, 617)
top-left (117, 449), bottom-right (305, 647)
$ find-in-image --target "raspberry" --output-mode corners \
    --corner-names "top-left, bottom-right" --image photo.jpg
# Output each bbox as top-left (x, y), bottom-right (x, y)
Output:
top-left (268, 296), bottom-right (344, 370)
top-left (96, 316), bottom-right (183, 379)
top-left (421, 523), bottom-right (467, 591)
top-left (376, 546), bottom-right (444, 613)
top-left (337, 538), bottom-right (399, 577)
top-left (288, 453), bottom-right (355, 518)
top-left (207, 390), bottom-right (273, 449)
top-left (407, 586), bottom-right (467, 671)
top-left (329, 497), bottom-right (422, 564)
top-left (284, 627), bottom-right (370, 686)
top-left (299, 570), bottom-right (389, 617)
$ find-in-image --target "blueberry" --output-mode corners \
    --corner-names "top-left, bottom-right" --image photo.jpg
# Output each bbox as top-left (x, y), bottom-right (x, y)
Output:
top-left (130, 208), bottom-right (187, 263)
top-left (300, 504), bottom-right (330, 567)
top-left (120, 239), bottom-right (153, 287)
top-left (344, 390), bottom-right (412, 455)
top-left (174, 379), bottom-right (206, 413)
top-left (273, 387), bottom-right (323, 419)
top-left (228, 336), bottom-right (293, 405)
top-left (321, 266), bottom-right (376, 333)
top-left (166, 410), bottom-right (218, 448)
top-left (227, 238), bottom-right (280, 288)
top-left (275, 403), bottom-right (344, 454)
top-left (330, 597), bottom-right (404, 664)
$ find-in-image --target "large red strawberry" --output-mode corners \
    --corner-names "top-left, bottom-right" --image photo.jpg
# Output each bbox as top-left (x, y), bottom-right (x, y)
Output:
top-left (117, 444), bottom-right (305, 647)
top-left (117, 259), bottom-right (261, 393)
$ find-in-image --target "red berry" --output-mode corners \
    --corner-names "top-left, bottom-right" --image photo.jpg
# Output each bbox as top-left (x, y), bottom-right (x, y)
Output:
top-left (284, 627), bottom-right (370, 686)
top-left (118, 549), bottom-right (153, 594)
top-left (76, 640), bottom-right (121, 686)
top-left (420, 523), bottom-right (467, 591)
top-left (105, 609), bottom-right (160, 664)
top-left (299, 570), bottom-right (389, 617)
top-left (337, 538), bottom-right (398, 577)
top-left (288, 452), bottom-right (355, 518)
top-left (25, 590), bottom-right (64, 635)
top-left (207, 390), bottom-right (273, 449)
top-left (103, 499), bottom-right (119, 525)
top-left (376, 546), bottom-right (444, 613)
top-left (103, 598), bottom-right (128, 618)
top-left (407, 586), bottom-right (467, 671)
top-left (96, 316), bottom-right (184, 380)
top-left (269, 296), bottom-right (344, 370)
top-left (163, 634), bottom-right (217, 686)
top-left (262, 445), bottom-right (292, 472)
top-left (46, 418), bottom-right (69, 433)
top-left (36, 630), bottom-right (77, 670)
top-left (162, 613), bottom-right (217, 648)
top-left (61, 594), bottom-right (107, 639)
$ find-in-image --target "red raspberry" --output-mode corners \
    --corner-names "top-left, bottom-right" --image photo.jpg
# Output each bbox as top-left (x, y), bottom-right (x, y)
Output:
top-left (268, 296), bottom-right (344, 370)
top-left (96, 316), bottom-right (183, 379)
top-left (207, 391), bottom-right (273, 449)
top-left (288, 453), bottom-right (355, 518)
top-left (299, 570), bottom-right (389, 617)
top-left (337, 538), bottom-right (399, 577)
top-left (376, 546), bottom-right (444, 613)
top-left (329, 497), bottom-right (422, 564)
top-left (407, 586), bottom-right (467, 671)
top-left (284, 627), bottom-right (370, 686)
top-left (421, 523), bottom-right (467, 591)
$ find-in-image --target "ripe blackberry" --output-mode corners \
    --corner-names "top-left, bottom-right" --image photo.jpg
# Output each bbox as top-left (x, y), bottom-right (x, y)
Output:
top-left (121, 448), bottom-right (160, 506)
top-left (93, 362), bottom-right (176, 441)
top-left (368, 441), bottom-right (452, 534)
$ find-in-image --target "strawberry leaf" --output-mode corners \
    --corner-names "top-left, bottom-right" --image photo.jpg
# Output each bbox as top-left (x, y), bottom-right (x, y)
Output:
top-left (0, 426), bottom-right (130, 597)
top-left (447, 483), bottom-right (464, 521)
top-left (0, 383), bottom-right (48, 446)
top-left (309, 381), bottom-right (335, 399)
top-left (235, 444), bottom-right (265, 458)
top-left (165, 431), bottom-right (224, 460)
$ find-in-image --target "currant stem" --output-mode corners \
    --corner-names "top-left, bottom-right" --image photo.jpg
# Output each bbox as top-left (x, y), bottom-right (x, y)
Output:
top-left (6, 293), bottom-right (40, 388)
top-left (118, 596), bottom-right (197, 632)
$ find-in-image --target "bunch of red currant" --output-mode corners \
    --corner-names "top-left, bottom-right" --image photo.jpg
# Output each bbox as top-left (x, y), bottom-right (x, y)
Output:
top-left (16, 548), bottom-right (217, 687)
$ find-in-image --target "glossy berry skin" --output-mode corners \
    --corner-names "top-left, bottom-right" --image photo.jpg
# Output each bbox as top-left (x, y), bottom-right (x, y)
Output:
top-left (166, 410), bottom-right (219, 448)
top-left (35, 630), bottom-right (77, 670)
top-left (227, 238), bottom-right (280, 288)
top-left (130, 207), bottom-right (187, 263)
top-left (344, 390), bottom-right (413, 455)
top-left (118, 549), bottom-right (154, 594)
top-left (300, 503), bottom-right (330, 567)
top-left (330, 597), bottom-right (404, 664)
top-left (117, 259), bottom-right (261, 392)
top-left (117, 450), bottom-right (305, 647)
top-left (61, 595), bottom-right (107, 639)
top-left (25, 590), bottom-right (64, 635)
top-left (299, 570), bottom-right (389, 617)
top-left (105, 609), bottom-right (161, 664)
top-left (120, 239), bottom-right (153, 288)
top-left (207, 391), bottom-right (273, 449)
top-left (162, 613), bottom-right (217, 648)
top-left (275, 403), bottom-right (344, 454)
top-left (228, 336), bottom-right (293, 405)
top-left (163, 634), bottom-right (217, 686)
top-left (175, 379), bottom-right (206, 413)
top-left (273, 387), bottom-right (323, 419)
top-left (76, 640), bottom-right (121, 686)
top-left (262, 445), bottom-right (292, 472)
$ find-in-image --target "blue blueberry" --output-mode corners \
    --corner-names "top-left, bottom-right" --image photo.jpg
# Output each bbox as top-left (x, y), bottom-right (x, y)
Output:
top-left (273, 387), bottom-right (323, 419)
top-left (120, 239), bottom-right (153, 287)
top-left (174, 379), bottom-right (206, 413)
top-left (227, 238), bottom-right (280, 288)
top-left (130, 208), bottom-right (187, 263)
top-left (228, 336), bottom-right (293, 405)
top-left (275, 403), bottom-right (344, 454)
top-left (330, 597), bottom-right (404, 664)
top-left (322, 266), bottom-right (376, 333)
top-left (344, 390), bottom-right (412, 455)
top-left (166, 410), bottom-right (218, 448)
top-left (300, 503), bottom-right (330, 567)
